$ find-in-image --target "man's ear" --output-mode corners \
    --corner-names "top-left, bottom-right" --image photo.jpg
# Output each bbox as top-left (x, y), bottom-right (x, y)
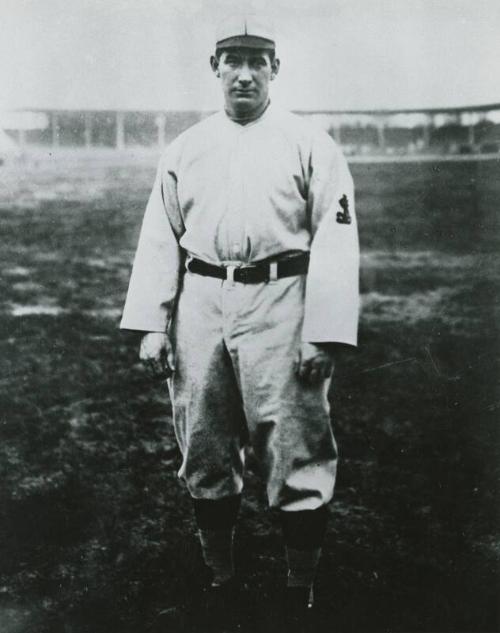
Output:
top-left (210, 55), bottom-right (220, 77)
top-left (270, 57), bottom-right (280, 80)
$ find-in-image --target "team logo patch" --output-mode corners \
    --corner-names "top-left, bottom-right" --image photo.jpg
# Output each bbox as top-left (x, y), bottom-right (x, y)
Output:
top-left (336, 194), bottom-right (352, 224)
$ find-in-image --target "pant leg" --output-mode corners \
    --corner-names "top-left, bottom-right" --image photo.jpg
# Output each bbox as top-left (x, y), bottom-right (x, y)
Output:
top-left (168, 272), bottom-right (247, 500)
top-left (227, 275), bottom-right (337, 512)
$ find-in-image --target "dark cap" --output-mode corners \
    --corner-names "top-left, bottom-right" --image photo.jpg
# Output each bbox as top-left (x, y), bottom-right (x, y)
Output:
top-left (215, 15), bottom-right (276, 50)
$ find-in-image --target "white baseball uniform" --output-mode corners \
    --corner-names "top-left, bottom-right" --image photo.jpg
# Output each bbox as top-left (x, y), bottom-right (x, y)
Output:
top-left (121, 104), bottom-right (359, 510)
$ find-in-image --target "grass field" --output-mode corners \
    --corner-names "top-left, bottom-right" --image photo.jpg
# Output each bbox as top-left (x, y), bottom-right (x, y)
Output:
top-left (0, 154), bottom-right (499, 633)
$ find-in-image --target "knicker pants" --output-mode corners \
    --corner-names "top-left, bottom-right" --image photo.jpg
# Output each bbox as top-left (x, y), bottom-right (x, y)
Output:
top-left (167, 270), bottom-right (338, 512)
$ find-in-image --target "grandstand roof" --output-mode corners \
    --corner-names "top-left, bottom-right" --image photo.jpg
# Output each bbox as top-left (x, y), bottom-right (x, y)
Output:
top-left (12, 103), bottom-right (500, 117)
top-left (296, 103), bottom-right (500, 116)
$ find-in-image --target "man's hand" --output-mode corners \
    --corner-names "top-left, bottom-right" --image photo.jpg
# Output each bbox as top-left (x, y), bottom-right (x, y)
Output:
top-left (140, 332), bottom-right (175, 378)
top-left (294, 342), bottom-right (335, 385)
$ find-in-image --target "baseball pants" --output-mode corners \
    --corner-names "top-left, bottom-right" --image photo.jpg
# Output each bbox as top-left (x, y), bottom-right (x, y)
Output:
top-left (167, 269), bottom-right (338, 512)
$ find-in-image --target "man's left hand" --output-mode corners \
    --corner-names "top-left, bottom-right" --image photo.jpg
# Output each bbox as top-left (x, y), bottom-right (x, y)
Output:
top-left (294, 342), bottom-right (335, 385)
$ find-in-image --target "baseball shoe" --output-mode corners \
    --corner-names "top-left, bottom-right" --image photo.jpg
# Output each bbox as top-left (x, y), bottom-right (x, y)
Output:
top-left (149, 577), bottom-right (246, 632)
top-left (194, 576), bottom-right (253, 631)
top-left (283, 586), bottom-right (314, 632)
top-left (256, 584), bottom-right (314, 633)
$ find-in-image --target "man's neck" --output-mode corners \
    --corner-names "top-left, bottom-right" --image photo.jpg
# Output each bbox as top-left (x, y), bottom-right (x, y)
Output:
top-left (225, 99), bottom-right (270, 126)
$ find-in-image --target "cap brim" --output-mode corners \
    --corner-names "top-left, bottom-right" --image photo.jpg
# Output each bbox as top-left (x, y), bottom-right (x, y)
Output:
top-left (216, 35), bottom-right (275, 50)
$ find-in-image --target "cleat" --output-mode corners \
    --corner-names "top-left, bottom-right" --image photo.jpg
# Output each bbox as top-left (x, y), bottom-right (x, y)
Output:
top-left (284, 586), bottom-right (315, 632)
top-left (199, 576), bottom-right (244, 631)
top-left (149, 577), bottom-right (244, 632)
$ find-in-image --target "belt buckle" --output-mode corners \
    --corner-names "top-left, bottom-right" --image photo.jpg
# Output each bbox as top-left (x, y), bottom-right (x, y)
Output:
top-left (269, 261), bottom-right (278, 281)
top-left (225, 265), bottom-right (236, 283)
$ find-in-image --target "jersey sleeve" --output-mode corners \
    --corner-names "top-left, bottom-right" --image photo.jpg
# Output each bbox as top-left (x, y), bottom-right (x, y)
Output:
top-left (302, 132), bottom-right (360, 346)
top-left (120, 154), bottom-right (184, 333)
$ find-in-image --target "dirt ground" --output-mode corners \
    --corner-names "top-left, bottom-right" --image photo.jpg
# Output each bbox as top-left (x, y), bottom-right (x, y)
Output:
top-left (0, 153), bottom-right (498, 633)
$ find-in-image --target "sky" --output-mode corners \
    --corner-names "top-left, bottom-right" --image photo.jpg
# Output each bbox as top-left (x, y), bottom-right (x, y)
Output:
top-left (0, 0), bottom-right (499, 112)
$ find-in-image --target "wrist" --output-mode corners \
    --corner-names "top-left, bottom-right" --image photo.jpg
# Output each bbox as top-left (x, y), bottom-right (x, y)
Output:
top-left (143, 331), bottom-right (168, 342)
top-left (309, 342), bottom-right (342, 359)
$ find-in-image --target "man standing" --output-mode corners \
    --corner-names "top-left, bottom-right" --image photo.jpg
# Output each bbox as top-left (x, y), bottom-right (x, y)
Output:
top-left (121, 14), bottom-right (359, 627)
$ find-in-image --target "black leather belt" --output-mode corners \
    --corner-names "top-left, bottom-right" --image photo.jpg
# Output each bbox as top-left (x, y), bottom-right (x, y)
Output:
top-left (187, 252), bottom-right (309, 284)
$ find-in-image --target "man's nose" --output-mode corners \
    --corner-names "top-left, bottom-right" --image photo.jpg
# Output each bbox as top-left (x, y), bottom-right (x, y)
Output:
top-left (237, 64), bottom-right (252, 85)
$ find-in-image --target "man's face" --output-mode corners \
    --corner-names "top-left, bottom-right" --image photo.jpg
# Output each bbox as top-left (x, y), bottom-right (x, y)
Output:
top-left (211, 48), bottom-right (279, 115)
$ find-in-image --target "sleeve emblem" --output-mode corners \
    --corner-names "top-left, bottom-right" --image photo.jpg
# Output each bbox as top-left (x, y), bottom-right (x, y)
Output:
top-left (336, 194), bottom-right (352, 225)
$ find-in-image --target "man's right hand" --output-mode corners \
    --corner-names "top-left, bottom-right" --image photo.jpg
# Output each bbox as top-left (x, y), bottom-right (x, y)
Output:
top-left (139, 332), bottom-right (175, 378)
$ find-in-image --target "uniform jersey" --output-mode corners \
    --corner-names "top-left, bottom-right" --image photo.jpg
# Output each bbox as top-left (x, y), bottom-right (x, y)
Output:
top-left (120, 104), bottom-right (359, 345)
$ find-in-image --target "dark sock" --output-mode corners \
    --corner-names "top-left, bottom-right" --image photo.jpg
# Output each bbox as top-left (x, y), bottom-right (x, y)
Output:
top-left (280, 505), bottom-right (329, 589)
top-left (193, 495), bottom-right (241, 586)
top-left (279, 505), bottom-right (328, 549)
top-left (193, 495), bottom-right (241, 530)
top-left (198, 527), bottom-right (235, 586)
top-left (285, 547), bottom-right (321, 588)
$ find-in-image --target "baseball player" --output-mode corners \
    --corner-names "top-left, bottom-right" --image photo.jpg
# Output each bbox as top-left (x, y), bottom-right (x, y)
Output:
top-left (121, 14), bottom-right (359, 627)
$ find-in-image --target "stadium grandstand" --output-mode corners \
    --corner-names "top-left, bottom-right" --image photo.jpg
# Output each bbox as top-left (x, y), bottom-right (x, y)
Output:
top-left (1, 103), bottom-right (499, 159)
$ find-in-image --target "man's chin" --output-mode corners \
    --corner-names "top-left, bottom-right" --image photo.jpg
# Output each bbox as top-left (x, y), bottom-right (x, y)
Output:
top-left (230, 97), bottom-right (260, 111)
top-left (230, 104), bottom-right (250, 113)
top-left (226, 96), bottom-right (269, 120)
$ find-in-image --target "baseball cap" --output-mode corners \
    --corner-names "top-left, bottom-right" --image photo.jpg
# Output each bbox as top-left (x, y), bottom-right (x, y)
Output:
top-left (215, 15), bottom-right (276, 50)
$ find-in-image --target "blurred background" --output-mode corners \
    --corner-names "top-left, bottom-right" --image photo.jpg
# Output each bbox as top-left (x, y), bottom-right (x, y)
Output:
top-left (0, 1), bottom-right (499, 632)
